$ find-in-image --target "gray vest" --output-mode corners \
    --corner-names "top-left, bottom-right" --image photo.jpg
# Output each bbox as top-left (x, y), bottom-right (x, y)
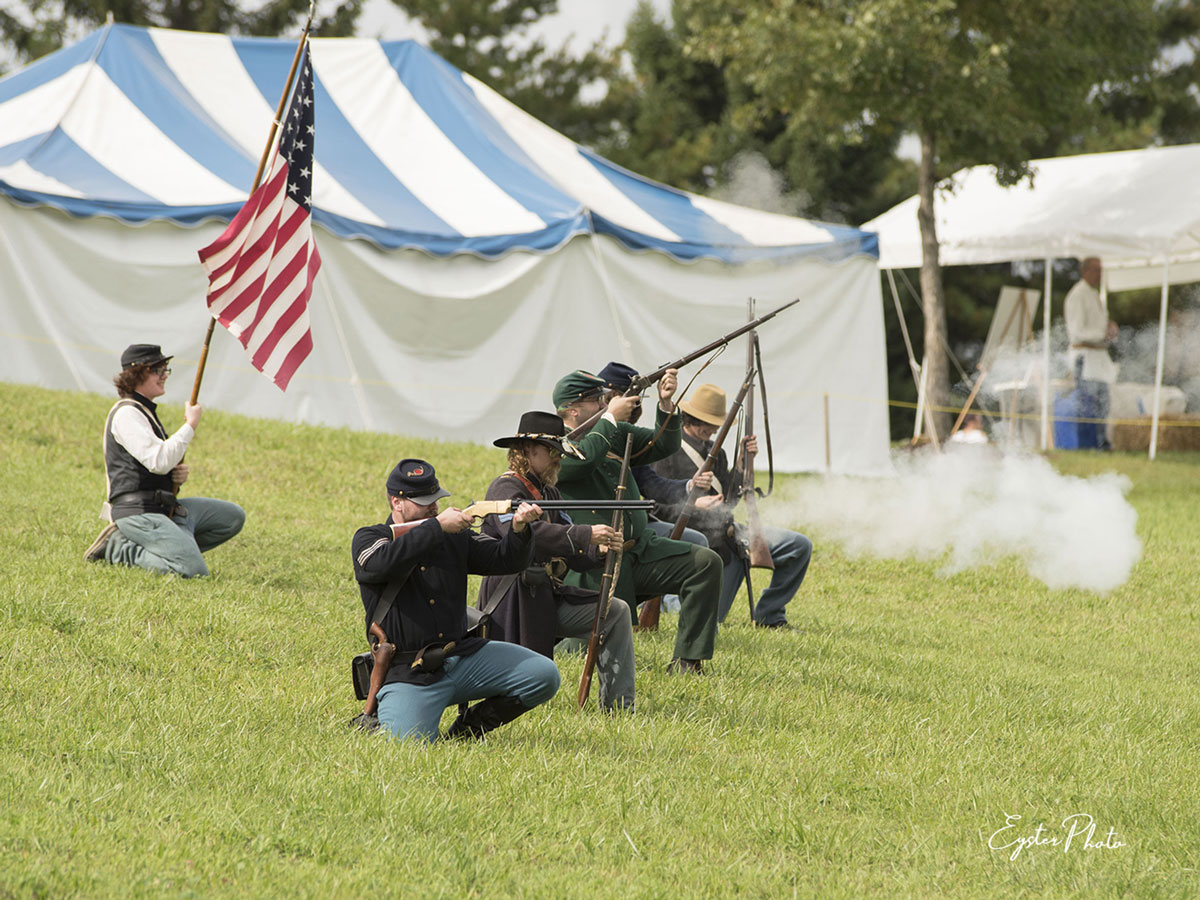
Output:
top-left (103, 397), bottom-right (174, 519)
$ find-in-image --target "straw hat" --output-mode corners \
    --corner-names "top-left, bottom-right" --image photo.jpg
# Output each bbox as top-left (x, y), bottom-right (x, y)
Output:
top-left (678, 384), bottom-right (726, 427)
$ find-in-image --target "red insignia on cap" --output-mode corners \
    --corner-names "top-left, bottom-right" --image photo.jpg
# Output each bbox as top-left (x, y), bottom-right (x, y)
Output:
top-left (410, 466), bottom-right (424, 476)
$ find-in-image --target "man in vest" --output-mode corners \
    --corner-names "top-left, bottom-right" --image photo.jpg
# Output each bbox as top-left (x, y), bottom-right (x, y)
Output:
top-left (84, 343), bottom-right (245, 576)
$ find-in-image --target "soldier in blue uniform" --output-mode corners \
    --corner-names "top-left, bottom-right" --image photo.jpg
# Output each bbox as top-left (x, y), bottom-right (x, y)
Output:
top-left (352, 459), bottom-right (560, 741)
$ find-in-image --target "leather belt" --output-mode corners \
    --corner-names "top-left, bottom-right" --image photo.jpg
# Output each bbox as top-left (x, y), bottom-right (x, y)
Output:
top-left (110, 489), bottom-right (186, 517)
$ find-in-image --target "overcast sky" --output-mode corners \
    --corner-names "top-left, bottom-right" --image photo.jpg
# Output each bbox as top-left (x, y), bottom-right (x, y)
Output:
top-left (355, 0), bottom-right (673, 53)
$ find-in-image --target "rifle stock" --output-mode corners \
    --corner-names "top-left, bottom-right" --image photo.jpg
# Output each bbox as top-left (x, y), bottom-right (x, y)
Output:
top-left (636, 367), bottom-right (757, 631)
top-left (578, 433), bottom-right (634, 708)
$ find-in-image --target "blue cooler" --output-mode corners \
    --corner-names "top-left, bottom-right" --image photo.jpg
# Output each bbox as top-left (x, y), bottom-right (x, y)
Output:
top-left (1054, 393), bottom-right (1079, 449)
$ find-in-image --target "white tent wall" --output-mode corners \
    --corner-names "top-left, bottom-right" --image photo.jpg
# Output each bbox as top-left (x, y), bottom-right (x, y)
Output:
top-left (0, 200), bottom-right (891, 475)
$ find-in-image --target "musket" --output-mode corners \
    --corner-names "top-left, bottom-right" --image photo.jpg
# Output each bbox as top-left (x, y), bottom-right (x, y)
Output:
top-left (637, 366), bottom-right (756, 631)
top-left (387, 498), bottom-right (653, 538)
top-left (566, 296), bottom-right (803, 439)
top-left (578, 433), bottom-right (634, 708)
top-left (738, 300), bottom-right (775, 572)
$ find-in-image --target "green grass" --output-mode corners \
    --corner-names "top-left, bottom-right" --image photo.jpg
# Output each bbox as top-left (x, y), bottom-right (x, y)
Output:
top-left (2, 382), bottom-right (1199, 898)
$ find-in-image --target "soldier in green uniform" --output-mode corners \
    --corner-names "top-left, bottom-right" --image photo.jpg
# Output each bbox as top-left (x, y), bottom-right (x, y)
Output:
top-left (553, 369), bottom-right (721, 674)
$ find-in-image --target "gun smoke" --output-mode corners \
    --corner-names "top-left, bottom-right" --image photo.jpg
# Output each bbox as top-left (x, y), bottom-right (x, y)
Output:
top-left (765, 448), bottom-right (1141, 593)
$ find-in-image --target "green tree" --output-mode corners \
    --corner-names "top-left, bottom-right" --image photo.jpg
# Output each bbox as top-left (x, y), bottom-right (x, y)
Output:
top-left (1085, 0), bottom-right (1200, 150)
top-left (0, 0), bottom-right (361, 72)
top-left (682, 0), bottom-right (1158, 437)
top-left (392, 0), bottom-right (633, 148)
top-left (605, 0), bottom-right (914, 226)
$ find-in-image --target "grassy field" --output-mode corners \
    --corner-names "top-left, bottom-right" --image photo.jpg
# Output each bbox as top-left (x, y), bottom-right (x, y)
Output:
top-left (2, 382), bottom-right (1199, 899)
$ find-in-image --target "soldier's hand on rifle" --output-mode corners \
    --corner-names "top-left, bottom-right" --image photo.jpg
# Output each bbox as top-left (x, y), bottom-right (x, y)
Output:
top-left (170, 463), bottom-right (189, 487)
top-left (597, 529), bottom-right (624, 555)
top-left (436, 507), bottom-right (473, 534)
top-left (743, 434), bottom-right (759, 456)
top-left (185, 402), bottom-right (203, 429)
top-left (658, 368), bottom-right (678, 410)
top-left (511, 502), bottom-right (543, 532)
top-left (696, 492), bottom-right (725, 510)
top-left (608, 394), bottom-right (640, 423)
top-left (589, 524), bottom-right (616, 546)
top-left (688, 470), bottom-right (715, 494)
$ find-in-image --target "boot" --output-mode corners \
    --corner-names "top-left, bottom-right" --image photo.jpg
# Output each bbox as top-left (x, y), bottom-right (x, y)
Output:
top-left (84, 522), bottom-right (118, 562)
top-left (442, 695), bottom-right (531, 741)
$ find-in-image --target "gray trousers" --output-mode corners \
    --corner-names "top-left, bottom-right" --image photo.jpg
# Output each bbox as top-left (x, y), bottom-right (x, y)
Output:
top-left (106, 497), bottom-right (245, 577)
top-left (556, 596), bottom-right (635, 711)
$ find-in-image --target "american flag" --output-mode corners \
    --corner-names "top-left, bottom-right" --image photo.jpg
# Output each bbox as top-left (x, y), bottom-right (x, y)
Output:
top-left (198, 42), bottom-right (321, 392)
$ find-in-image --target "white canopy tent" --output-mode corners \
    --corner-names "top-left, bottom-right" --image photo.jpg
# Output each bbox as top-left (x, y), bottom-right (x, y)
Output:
top-left (0, 25), bottom-right (891, 474)
top-left (864, 143), bottom-right (1200, 458)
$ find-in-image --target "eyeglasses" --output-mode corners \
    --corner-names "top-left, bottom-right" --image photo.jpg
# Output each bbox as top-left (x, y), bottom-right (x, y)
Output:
top-left (152, 365), bottom-right (172, 377)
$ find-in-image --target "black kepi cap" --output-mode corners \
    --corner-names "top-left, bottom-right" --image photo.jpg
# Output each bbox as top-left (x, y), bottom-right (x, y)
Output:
top-left (598, 361), bottom-right (638, 392)
top-left (121, 344), bottom-right (172, 369)
top-left (386, 458), bottom-right (451, 505)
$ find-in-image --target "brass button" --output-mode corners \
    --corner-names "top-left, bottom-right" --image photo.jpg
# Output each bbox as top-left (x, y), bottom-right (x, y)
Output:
top-left (420, 565), bottom-right (427, 571)
top-left (438, 632), bottom-right (444, 638)
top-left (428, 598), bottom-right (435, 605)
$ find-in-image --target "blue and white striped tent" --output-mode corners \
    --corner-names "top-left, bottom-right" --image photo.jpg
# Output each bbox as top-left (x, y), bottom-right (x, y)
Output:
top-left (0, 25), bottom-right (890, 474)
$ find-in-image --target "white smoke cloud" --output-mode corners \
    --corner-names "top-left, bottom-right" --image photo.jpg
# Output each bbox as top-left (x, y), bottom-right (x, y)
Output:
top-left (709, 151), bottom-right (809, 218)
top-left (766, 448), bottom-right (1141, 593)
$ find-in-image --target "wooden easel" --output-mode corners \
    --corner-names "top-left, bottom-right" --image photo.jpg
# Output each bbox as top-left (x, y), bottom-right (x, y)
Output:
top-left (949, 287), bottom-right (1037, 438)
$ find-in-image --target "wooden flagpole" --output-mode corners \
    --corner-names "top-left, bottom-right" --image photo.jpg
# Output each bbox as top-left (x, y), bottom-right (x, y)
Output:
top-left (189, 1), bottom-right (317, 406)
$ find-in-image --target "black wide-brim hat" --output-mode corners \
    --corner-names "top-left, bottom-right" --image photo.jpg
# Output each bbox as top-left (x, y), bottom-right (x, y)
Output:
top-left (120, 343), bottom-right (173, 370)
top-left (493, 411), bottom-right (584, 459)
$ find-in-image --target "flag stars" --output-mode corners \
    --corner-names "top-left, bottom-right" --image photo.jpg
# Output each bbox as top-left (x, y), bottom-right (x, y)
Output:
top-left (300, 167), bottom-right (310, 178)
top-left (306, 124), bottom-right (314, 135)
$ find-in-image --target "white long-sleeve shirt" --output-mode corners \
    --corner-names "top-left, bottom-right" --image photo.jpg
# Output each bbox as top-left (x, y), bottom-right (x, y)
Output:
top-left (110, 404), bottom-right (194, 474)
top-left (1063, 279), bottom-right (1117, 384)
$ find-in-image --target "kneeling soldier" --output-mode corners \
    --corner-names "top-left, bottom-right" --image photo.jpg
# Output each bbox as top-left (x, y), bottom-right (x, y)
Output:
top-left (85, 343), bottom-right (244, 576)
top-left (479, 411), bottom-right (635, 711)
top-left (352, 458), bottom-right (560, 742)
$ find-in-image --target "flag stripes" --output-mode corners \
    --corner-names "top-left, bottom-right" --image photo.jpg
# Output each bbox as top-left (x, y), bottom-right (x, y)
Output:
top-left (197, 41), bottom-right (320, 391)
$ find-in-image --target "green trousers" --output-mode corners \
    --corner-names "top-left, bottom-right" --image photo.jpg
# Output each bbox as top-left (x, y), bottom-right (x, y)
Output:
top-left (630, 544), bottom-right (722, 662)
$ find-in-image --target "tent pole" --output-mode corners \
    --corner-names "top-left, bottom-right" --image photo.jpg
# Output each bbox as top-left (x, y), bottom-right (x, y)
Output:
top-left (823, 392), bottom-right (831, 473)
top-left (1040, 257), bottom-right (1052, 451)
top-left (886, 268), bottom-right (921, 390)
top-left (1149, 258), bottom-right (1170, 460)
top-left (913, 356), bottom-right (926, 442)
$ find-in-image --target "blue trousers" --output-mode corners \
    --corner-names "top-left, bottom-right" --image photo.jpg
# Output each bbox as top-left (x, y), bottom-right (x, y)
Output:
top-left (106, 497), bottom-right (245, 577)
top-left (376, 641), bottom-right (561, 742)
top-left (1073, 357), bottom-right (1111, 450)
top-left (719, 526), bottom-right (812, 625)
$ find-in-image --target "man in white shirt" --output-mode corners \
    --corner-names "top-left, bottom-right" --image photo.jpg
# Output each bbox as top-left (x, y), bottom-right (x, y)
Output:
top-left (84, 344), bottom-right (245, 576)
top-left (1063, 257), bottom-right (1118, 449)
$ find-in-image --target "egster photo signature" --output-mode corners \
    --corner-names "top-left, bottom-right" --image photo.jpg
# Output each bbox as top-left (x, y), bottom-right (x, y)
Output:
top-left (988, 813), bottom-right (1126, 860)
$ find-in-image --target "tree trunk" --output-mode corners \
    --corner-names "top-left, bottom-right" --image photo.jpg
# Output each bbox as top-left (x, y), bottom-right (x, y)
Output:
top-left (916, 125), bottom-right (951, 439)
